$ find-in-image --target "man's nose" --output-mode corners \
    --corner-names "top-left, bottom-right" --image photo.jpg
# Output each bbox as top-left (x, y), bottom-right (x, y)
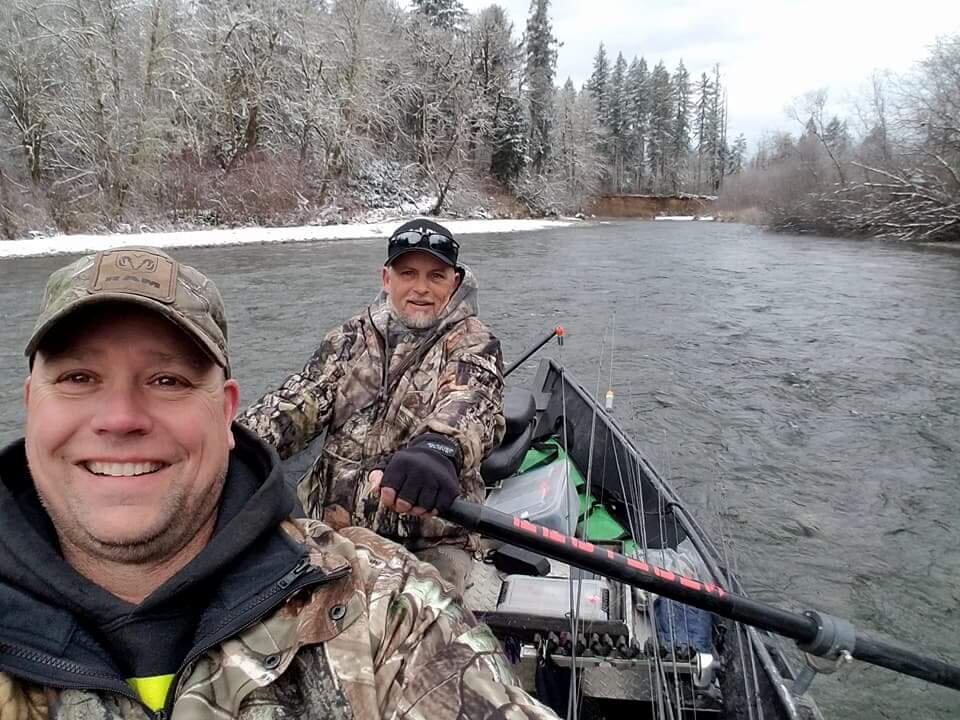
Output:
top-left (91, 384), bottom-right (153, 436)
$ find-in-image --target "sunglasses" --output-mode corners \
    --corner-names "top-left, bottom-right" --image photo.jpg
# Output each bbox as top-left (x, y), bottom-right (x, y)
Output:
top-left (388, 230), bottom-right (459, 254)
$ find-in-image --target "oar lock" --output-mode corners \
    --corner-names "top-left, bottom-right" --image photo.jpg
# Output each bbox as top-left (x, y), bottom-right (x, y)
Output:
top-left (792, 610), bottom-right (856, 695)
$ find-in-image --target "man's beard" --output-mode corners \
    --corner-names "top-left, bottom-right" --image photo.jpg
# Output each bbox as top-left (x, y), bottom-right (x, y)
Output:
top-left (389, 300), bottom-right (440, 330)
top-left (42, 465), bottom-right (227, 566)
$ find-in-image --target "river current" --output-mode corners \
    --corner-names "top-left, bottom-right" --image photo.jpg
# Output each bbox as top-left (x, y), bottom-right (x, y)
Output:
top-left (2, 220), bottom-right (958, 718)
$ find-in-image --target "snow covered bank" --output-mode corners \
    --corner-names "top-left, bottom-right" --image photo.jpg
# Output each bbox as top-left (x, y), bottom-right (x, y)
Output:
top-left (0, 218), bottom-right (579, 259)
top-left (653, 215), bottom-right (716, 222)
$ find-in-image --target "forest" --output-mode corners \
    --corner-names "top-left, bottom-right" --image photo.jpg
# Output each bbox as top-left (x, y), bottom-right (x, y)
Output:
top-left (0, 0), bottom-right (734, 238)
top-left (1, 0), bottom-right (956, 241)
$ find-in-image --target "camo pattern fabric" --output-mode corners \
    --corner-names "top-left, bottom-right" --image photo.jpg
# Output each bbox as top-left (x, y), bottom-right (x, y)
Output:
top-left (24, 246), bottom-right (230, 371)
top-left (238, 266), bottom-right (504, 550)
top-left (0, 520), bottom-right (557, 720)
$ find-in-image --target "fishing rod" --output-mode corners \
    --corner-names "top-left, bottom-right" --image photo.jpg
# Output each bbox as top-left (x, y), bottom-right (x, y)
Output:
top-left (443, 498), bottom-right (960, 693)
top-left (504, 326), bottom-right (564, 378)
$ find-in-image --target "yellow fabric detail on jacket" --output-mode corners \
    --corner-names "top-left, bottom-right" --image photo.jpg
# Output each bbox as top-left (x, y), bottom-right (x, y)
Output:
top-left (127, 674), bottom-right (174, 711)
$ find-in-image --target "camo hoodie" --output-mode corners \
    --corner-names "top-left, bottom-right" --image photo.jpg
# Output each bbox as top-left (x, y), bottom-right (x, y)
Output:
top-left (0, 427), bottom-right (554, 720)
top-left (238, 265), bottom-right (504, 549)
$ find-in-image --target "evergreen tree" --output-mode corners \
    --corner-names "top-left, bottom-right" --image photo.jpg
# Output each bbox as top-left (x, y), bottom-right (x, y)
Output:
top-left (491, 94), bottom-right (528, 183)
top-left (470, 6), bottom-right (520, 100)
top-left (823, 116), bottom-right (851, 158)
top-left (707, 64), bottom-right (726, 192)
top-left (523, 0), bottom-right (557, 174)
top-left (555, 78), bottom-right (580, 189)
top-left (587, 43), bottom-right (610, 127)
top-left (625, 56), bottom-right (649, 191)
top-left (670, 59), bottom-right (690, 192)
top-left (727, 133), bottom-right (747, 175)
top-left (647, 60), bottom-right (673, 190)
top-left (693, 72), bottom-right (713, 191)
top-left (0, 0), bottom-right (747, 229)
top-left (553, 77), bottom-right (603, 210)
top-left (412, 0), bottom-right (466, 30)
top-left (607, 52), bottom-right (628, 190)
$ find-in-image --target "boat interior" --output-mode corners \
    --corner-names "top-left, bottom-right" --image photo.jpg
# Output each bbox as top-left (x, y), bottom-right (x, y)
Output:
top-left (467, 359), bottom-right (821, 720)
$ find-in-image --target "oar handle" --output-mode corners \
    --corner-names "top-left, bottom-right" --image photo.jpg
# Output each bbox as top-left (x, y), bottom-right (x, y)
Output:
top-left (504, 326), bottom-right (564, 378)
top-left (443, 498), bottom-right (960, 692)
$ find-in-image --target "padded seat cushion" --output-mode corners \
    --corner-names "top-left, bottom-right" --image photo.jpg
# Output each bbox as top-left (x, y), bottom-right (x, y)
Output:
top-left (503, 387), bottom-right (536, 440)
top-left (481, 423), bottom-right (534, 484)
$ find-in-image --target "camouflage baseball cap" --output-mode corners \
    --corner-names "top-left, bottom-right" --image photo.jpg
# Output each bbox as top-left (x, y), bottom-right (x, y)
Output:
top-left (25, 246), bottom-right (230, 374)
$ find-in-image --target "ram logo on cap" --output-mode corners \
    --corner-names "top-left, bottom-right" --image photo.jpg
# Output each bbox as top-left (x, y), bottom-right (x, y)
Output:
top-left (90, 249), bottom-right (178, 303)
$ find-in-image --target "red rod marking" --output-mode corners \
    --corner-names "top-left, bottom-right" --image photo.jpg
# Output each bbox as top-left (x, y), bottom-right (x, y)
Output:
top-left (512, 516), bottom-right (726, 599)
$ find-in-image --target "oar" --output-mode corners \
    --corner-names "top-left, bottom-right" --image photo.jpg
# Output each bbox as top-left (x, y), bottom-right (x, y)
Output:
top-left (443, 498), bottom-right (960, 693)
top-left (504, 326), bottom-right (564, 378)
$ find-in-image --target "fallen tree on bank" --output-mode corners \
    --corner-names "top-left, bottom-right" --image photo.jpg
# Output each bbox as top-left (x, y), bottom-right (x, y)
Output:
top-left (770, 161), bottom-right (960, 242)
top-left (756, 35), bottom-right (960, 242)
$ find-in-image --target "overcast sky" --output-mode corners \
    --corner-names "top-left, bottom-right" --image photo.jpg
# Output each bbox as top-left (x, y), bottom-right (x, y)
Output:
top-left (460, 0), bottom-right (960, 149)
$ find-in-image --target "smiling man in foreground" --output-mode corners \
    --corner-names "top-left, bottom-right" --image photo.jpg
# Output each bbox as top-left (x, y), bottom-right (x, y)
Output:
top-left (0, 246), bottom-right (552, 720)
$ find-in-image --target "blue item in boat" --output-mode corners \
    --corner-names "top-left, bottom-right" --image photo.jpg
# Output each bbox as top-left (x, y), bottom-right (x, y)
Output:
top-left (654, 597), bottom-right (713, 653)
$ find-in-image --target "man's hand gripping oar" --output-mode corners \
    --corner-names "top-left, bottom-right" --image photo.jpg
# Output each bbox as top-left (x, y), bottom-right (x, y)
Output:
top-left (369, 325), bottom-right (565, 516)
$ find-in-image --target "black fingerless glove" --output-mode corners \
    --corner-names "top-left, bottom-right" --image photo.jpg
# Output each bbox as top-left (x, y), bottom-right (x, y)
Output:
top-left (381, 433), bottom-right (463, 512)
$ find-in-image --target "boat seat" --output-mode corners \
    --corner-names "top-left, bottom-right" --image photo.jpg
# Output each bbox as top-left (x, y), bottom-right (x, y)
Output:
top-left (502, 386), bottom-right (537, 440)
top-left (481, 387), bottom-right (537, 485)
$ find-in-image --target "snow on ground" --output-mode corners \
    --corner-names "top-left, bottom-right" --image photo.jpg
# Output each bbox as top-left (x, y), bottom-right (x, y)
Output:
top-left (0, 217), bottom-right (579, 259)
top-left (653, 215), bottom-right (716, 222)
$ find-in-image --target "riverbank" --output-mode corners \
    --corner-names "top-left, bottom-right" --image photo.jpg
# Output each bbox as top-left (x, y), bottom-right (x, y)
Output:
top-left (0, 216), bottom-right (580, 259)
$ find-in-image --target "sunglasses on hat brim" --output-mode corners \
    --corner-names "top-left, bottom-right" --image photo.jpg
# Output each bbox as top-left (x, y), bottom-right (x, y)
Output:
top-left (388, 230), bottom-right (459, 255)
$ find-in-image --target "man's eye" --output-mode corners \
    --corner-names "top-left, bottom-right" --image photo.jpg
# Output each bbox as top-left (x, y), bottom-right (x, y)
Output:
top-left (152, 375), bottom-right (186, 388)
top-left (60, 372), bottom-right (94, 384)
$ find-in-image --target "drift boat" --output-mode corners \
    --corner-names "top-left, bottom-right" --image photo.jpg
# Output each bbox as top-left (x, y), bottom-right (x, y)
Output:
top-left (470, 355), bottom-right (823, 719)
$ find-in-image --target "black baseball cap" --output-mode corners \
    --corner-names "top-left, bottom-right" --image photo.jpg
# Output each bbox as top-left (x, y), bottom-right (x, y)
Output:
top-left (385, 219), bottom-right (459, 268)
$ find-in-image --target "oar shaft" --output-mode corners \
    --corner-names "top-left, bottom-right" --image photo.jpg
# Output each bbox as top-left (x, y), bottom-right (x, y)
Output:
top-left (443, 499), bottom-right (960, 692)
top-left (504, 326), bottom-right (562, 378)
top-left (445, 500), bottom-right (816, 640)
top-left (854, 634), bottom-right (960, 690)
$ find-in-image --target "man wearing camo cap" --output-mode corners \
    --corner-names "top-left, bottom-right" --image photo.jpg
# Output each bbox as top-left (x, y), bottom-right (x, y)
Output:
top-left (0, 245), bottom-right (555, 720)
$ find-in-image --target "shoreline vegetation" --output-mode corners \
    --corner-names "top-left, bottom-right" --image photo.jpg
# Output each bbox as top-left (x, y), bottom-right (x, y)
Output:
top-left (716, 35), bottom-right (960, 244)
top-left (1, 1), bottom-right (955, 245)
top-left (0, 0), bottom-right (732, 243)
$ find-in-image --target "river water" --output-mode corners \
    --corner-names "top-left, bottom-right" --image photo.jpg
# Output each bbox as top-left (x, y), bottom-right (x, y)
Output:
top-left (1, 221), bottom-right (958, 718)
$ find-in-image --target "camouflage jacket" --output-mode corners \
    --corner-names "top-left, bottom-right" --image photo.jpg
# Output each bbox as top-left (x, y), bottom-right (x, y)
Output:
top-left (0, 524), bottom-right (558, 720)
top-left (239, 265), bottom-right (504, 549)
top-left (0, 435), bottom-right (555, 720)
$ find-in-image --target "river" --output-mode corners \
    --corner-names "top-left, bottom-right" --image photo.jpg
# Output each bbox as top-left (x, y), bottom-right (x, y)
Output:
top-left (1, 220), bottom-right (958, 718)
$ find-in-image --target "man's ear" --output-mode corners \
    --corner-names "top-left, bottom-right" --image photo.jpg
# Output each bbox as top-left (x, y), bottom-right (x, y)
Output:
top-left (381, 266), bottom-right (390, 291)
top-left (223, 378), bottom-right (241, 449)
top-left (23, 376), bottom-right (31, 407)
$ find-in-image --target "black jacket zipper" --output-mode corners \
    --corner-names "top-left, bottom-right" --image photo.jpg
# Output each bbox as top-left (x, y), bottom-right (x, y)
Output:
top-left (0, 558), bottom-right (349, 720)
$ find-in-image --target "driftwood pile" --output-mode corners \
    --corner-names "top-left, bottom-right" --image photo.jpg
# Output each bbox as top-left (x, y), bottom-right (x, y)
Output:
top-left (770, 160), bottom-right (960, 242)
